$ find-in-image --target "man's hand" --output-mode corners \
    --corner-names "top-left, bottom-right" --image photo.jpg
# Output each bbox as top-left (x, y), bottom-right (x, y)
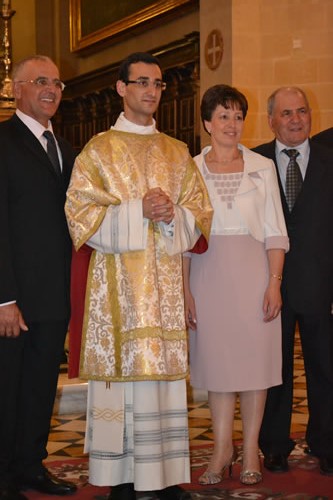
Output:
top-left (0, 303), bottom-right (28, 337)
top-left (143, 187), bottom-right (175, 224)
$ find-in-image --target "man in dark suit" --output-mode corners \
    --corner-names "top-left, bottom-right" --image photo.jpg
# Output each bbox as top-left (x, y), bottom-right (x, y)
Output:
top-left (312, 127), bottom-right (333, 148)
top-left (0, 56), bottom-right (77, 499)
top-left (253, 87), bottom-right (333, 476)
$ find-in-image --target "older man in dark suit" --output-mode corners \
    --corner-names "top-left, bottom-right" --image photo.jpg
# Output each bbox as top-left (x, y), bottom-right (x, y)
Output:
top-left (0, 56), bottom-right (77, 499)
top-left (253, 87), bottom-right (333, 476)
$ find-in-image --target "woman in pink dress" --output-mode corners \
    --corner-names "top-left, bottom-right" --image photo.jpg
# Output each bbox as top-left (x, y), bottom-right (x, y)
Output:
top-left (183, 85), bottom-right (289, 485)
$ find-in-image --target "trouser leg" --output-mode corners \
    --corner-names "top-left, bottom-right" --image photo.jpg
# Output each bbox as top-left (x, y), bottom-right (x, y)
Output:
top-left (14, 320), bottom-right (68, 477)
top-left (259, 298), bottom-right (296, 456)
top-left (299, 312), bottom-right (333, 457)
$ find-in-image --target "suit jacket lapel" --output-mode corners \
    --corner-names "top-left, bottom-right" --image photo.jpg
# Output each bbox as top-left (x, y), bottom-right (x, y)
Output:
top-left (263, 140), bottom-right (290, 215)
top-left (255, 139), bottom-right (328, 218)
top-left (287, 142), bottom-right (326, 214)
top-left (237, 170), bottom-right (261, 195)
top-left (11, 114), bottom-right (66, 186)
top-left (237, 146), bottom-right (273, 195)
top-left (57, 136), bottom-right (75, 189)
top-left (301, 144), bottom-right (326, 192)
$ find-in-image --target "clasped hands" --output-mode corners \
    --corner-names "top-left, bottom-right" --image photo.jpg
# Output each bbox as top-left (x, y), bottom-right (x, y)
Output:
top-left (143, 187), bottom-right (174, 224)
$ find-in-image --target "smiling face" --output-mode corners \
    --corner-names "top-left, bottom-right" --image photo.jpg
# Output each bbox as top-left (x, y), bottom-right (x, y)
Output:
top-left (13, 58), bottom-right (62, 127)
top-left (116, 61), bottom-right (163, 126)
top-left (205, 103), bottom-right (244, 148)
top-left (268, 88), bottom-right (312, 147)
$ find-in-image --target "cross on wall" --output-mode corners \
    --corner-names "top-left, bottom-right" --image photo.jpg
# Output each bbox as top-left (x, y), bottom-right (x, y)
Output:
top-left (205, 29), bottom-right (224, 70)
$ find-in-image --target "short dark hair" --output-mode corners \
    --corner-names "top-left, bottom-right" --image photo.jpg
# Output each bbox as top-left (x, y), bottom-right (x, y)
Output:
top-left (118, 52), bottom-right (161, 82)
top-left (201, 84), bottom-right (248, 133)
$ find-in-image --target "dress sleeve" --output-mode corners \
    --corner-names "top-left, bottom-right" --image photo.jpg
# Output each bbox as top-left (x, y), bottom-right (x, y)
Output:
top-left (264, 160), bottom-right (289, 252)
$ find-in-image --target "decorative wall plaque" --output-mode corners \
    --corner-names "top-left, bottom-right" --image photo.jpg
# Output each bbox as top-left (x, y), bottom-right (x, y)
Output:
top-left (204, 29), bottom-right (223, 70)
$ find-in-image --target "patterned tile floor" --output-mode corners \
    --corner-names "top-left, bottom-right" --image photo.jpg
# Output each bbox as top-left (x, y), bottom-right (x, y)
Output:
top-left (46, 333), bottom-right (307, 462)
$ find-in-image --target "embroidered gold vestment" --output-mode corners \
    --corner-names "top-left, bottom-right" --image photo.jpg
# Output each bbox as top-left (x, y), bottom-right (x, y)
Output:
top-left (66, 130), bottom-right (212, 382)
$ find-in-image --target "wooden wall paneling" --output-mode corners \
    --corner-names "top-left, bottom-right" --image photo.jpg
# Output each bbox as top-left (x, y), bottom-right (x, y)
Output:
top-left (55, 32), bottom-right (200, 155)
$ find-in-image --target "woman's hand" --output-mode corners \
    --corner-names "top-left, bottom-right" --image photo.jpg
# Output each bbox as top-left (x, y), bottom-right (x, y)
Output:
top-left (184, 291), bottom-right (197, 330)
top-left (264, 249), bottom-right (284, 322)
top-left (263, 283), bottom-right (282, 322)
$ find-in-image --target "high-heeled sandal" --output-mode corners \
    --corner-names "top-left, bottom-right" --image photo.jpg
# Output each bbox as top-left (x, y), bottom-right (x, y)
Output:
top-left (198, 449), bottom-right (237, 485)
top-left (240, 469), bottom-right (262, 485)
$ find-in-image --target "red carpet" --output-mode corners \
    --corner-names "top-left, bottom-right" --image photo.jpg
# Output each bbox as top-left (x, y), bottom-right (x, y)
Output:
top-left (190, 439), bottom-right (333, 499)
top-left (24, 437), bottom-right (333, 499)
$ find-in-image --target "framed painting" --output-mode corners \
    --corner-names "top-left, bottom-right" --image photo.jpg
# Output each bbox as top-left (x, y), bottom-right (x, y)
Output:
top-left (70, 0), bottom-right (198, 53)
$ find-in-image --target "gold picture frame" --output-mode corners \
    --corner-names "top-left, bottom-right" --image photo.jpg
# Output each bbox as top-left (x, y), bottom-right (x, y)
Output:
top-left (70, 0), bottom-right (198, 53)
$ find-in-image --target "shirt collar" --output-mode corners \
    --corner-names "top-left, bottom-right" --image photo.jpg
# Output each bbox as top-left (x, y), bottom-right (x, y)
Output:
top-left (16, 109), bottom-right (53, 141)
top-left (112, 111), bottom-right (158, 135)
top-left (276, 138), bottom-right (310, 158)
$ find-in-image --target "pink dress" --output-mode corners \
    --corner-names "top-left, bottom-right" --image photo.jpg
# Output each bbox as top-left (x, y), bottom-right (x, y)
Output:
top-left (189, 160), bottom-right (283, 392)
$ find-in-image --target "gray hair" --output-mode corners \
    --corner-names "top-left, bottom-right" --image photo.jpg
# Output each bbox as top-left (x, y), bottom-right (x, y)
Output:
top-left (267, 86), bottom-right (310, 116)
top-left (12, 55), bottom-right (56, 79)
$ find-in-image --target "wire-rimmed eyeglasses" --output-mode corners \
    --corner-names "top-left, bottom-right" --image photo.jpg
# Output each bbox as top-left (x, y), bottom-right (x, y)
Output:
top-left (125, 77), bottom-right (167, 91)
top-left (15, 77), bottom-right (66, 92)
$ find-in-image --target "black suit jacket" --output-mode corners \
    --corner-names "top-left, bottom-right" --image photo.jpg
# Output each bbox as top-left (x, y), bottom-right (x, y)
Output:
top-left (253, 140), bottom-right (333, 314)
top-left (312, 127), bottom-right (333, 149)
top-left (0, 114), bottom-right (76, 322)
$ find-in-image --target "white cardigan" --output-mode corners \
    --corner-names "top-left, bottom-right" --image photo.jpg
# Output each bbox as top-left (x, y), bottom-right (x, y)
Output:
top-left (195, 144), bottom-right (289, 251)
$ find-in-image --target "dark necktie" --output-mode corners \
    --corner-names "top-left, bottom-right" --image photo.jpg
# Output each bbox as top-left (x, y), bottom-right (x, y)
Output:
top-left (283, 148), bottom-right (303, 211)
top-left (43, 130), bottom-right (61, 176)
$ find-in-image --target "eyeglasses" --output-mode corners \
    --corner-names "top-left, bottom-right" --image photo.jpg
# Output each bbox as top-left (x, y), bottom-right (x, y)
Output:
top-left (15, 77), bottom-right (66, 92)
top-left (125, 78), bottom-right (167, 91)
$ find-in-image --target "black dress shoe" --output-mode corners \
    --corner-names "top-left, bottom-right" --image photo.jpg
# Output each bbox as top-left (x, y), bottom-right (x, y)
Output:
top-left (19, 469), bottom-right (77, 495)
top-left (319, 457), bottom-right (333, 476)
top-left (108, 483), bottom-right (136, 500)
top-left (155, 485), bottom-right (192, 500)
top-left (0, 483), bottom-right (27, 500)
top-left (263, 454), bottom-right (289, 472)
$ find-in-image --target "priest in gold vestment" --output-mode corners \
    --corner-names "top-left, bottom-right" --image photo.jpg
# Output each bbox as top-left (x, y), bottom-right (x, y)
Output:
top-left (65, 53), bottom-right (212, 500)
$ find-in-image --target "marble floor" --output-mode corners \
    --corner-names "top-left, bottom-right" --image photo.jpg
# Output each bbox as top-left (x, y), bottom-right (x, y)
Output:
top-left (46, 332), bottom-right (307, 462)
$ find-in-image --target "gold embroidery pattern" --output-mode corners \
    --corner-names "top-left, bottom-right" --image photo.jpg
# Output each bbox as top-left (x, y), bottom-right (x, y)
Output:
top-left (92, 407), bottom-right (124, 422)
top-left (66, 131), bottom-right (213, 382)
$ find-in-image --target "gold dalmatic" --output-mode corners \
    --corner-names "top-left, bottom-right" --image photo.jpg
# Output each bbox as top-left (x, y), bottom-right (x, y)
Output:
top-left (66, 130), bottom-right (212, 382)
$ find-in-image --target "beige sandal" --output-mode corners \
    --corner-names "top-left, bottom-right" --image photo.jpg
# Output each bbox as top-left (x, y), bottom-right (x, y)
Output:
top-left (240, 469), bottom-right (262, 485)
top-left (198, 449), bottom-right (237, 485)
